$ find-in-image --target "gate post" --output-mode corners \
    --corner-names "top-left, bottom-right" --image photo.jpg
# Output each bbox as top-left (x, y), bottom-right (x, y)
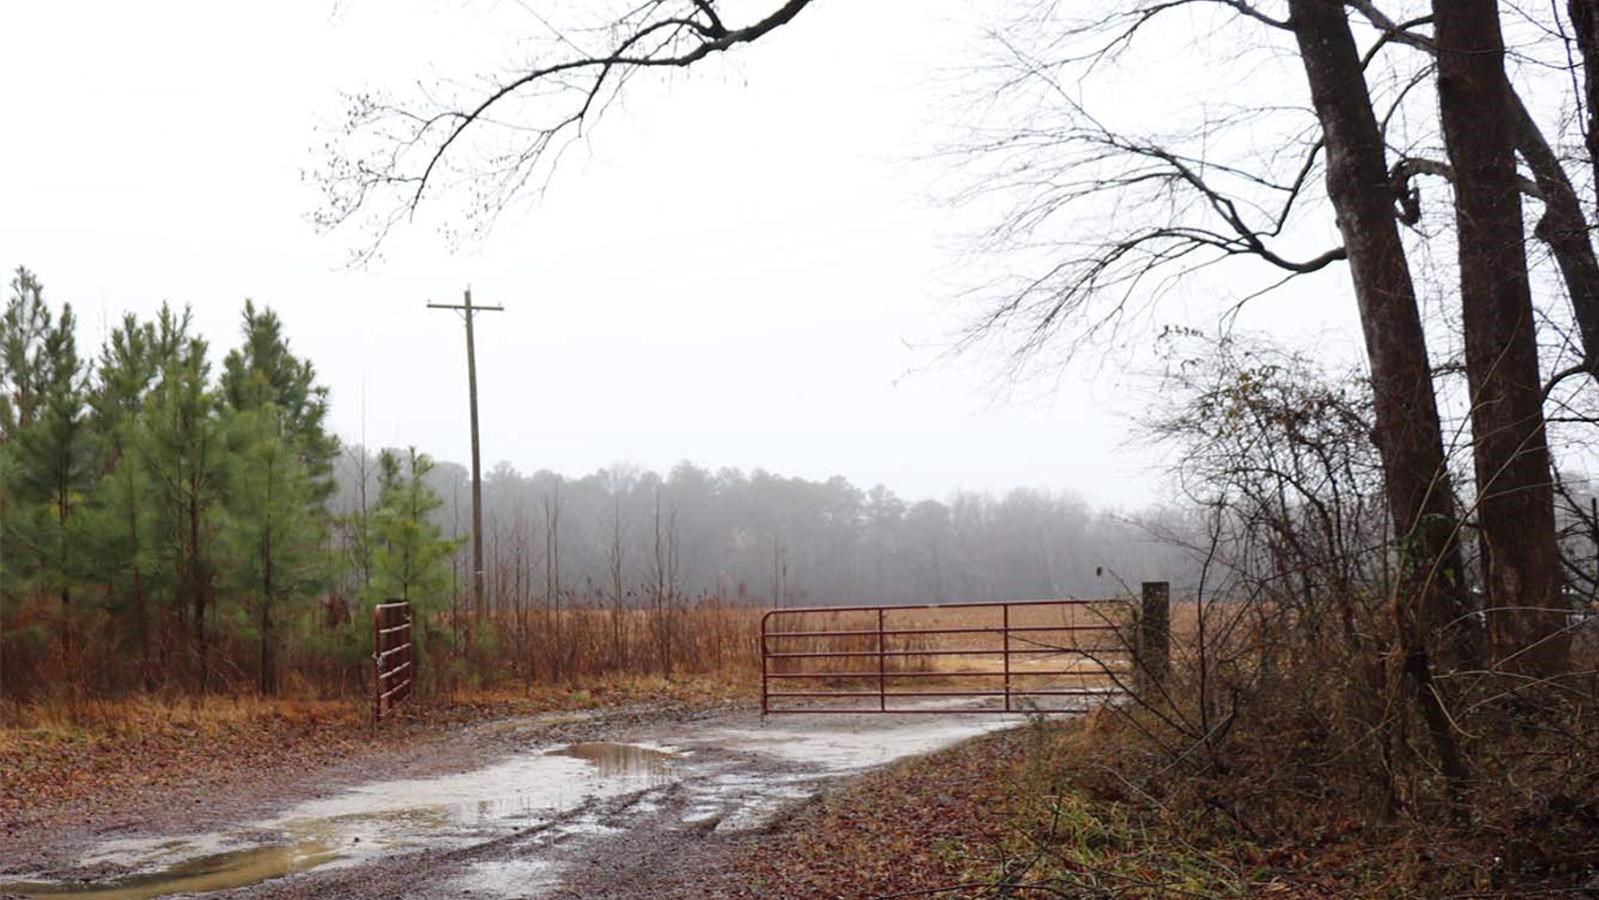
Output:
top-left (760, 611), bottom-right (770, 717)
top-left (372, 604), bottom-right (382, 726)
top-left (1138, 581), bottom-right (1171, 688)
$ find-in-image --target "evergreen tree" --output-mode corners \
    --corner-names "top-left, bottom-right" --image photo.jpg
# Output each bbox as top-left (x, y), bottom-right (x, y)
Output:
top-left (366, 448), bottom-right (456, 608)
top-left (364, 448), bottom-right (460, 683)
top-left (90, 314), bottom-right (160, 464)
top-left (1, 268), bottom-right (61, 695)
top-left (82, 313), bottom-right (162, 689)
top-left (221, 403), bottom-right (324, 695)
top-left (3, 274), bottom-right (95, 669)
top-left (218, 302), bottom-right (337, 694)
top-left (0, 438), bottom-right (14, 699)
top-left (141, 307), bottom-right (222, 690)
top-left (220, 301), bottom-right (337, 495)
top-left (0, 267), bottom-right (52, 437)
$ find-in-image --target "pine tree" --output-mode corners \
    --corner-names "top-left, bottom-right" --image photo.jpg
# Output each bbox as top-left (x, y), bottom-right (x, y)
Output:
top-left (90, 314), bottom-right (160, 462)
top-left (221, 404), bottom-right (324, 695)
top-left (82, 313), bottom-right (161, 689)
top-left (220, 301), bottom-right (337, 495)
top-left (218, 302), bottom-right (337, 695)
top-left (0, 268), bottom-right (52, 437)
top-left (141, 307), bottom-right (222, 690)
top-left (2, 273), bottom-right (95, 672)
top-left (0, 438), bottom-right (14, 699)
top-left (0, 271), bottom-right (44, 696)
top-left (366, 448), bottom-right (457, 607)
top-left (363, 448), bottom-right (460, 685)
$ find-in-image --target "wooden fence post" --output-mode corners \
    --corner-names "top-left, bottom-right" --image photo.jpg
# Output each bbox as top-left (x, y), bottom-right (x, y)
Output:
top-left (1139, 581), bottom-right (1171, 687)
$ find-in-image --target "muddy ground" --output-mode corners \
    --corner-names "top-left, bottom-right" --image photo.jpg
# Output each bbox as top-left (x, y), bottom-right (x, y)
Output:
top-left (1, 702), bottom-right (1027, 899)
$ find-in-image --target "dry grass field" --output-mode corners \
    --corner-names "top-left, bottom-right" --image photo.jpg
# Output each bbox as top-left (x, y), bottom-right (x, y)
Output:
top-left (2, 595), bottom-right (1181, 797)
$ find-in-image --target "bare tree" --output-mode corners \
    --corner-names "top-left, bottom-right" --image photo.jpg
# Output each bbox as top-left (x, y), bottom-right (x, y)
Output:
top-left (770, 532), bottom-right (788, 608)
top-left (1353, 2), bottom-right (1599, 390)
top-left (1430, 0), bottom-right (1567, 674)
top-left (542, 476), bottom-right (564, 681)
top-left (1570, 0), bottom-right (1599, 191)
top-left (1146, 334), bottom-right (1390, 645)
top-left (649, 485), bottom-right (681, 677)
top-left (601, 466), bottom-right (637, 669)
top-left (1279, 1), bottom-right (1477, 675)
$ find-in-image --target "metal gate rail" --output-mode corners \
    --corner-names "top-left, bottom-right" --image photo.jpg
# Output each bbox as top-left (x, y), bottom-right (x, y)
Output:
top-left (373, 601), bottom-right (414, 723)
top-left (760, 598), bottom-right (1128, 715)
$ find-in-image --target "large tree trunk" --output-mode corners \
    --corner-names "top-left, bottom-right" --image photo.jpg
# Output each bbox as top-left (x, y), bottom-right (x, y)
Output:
top-left (1569, 0), bottom-right (1599, 192)
top-left (1509, 96), bottom-right (1599, 382)
top-left (1287, 0), bottom-right (1474, 786)
top-left (1366, 0), bottom-right (1599, 382)
top-left (1433, 0), bottom-right (1569, 675)
top-left (1287, 0), bottom-right (1480, 667)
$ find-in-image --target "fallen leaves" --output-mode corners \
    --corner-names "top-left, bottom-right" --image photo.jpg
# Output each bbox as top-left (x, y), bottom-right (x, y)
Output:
top-left (0, 676), bottom-right (744, 836)
top-left (721, 729), bottom-right (1029, 898)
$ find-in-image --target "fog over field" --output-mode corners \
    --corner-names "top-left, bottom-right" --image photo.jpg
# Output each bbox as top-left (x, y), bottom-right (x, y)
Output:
top-left (334, 450), bottom-right (1201, 610)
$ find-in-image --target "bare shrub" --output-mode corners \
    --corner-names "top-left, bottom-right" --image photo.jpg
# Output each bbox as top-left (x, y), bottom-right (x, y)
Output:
top-left (975, 335), bottom-right (1599, 893)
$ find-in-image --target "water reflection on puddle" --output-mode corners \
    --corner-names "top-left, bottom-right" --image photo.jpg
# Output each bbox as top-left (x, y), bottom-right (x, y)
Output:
top-left (546, 742), bottom-right (677, 780)
top-left (710, 717), bottom-right (1022, 771)
top-left (1, 742), bottom-right (680, 899)
top-left (1, 843), bottom-right (339, 899)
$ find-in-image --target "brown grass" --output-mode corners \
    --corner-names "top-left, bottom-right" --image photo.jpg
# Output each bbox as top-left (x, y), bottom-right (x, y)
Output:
top-left (465, 601), bottom-right (765, 685)
top-left (984, 612), bottom-right (1599, 896)
top-left (716, 609), bottom-right (1599, 898)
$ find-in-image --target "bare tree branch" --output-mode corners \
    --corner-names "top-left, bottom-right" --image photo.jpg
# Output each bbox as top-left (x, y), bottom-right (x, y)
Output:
top-left (314, 0), bottom-right (814, 263)
top-left (1353, 0), bottom-right (1599, 384)
top-left (949, 9), bottom-right (1344, 370)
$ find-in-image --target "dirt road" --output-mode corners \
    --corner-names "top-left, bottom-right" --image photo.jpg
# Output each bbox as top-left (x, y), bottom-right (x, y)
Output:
top-left (2, 704), bottom-right (1031, 899)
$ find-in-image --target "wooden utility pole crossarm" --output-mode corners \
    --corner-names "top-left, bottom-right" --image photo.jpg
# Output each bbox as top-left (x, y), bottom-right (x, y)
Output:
top-left (428, 289), bottom-right (504, 626)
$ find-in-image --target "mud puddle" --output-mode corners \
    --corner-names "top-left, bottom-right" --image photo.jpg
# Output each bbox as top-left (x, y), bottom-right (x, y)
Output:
top-left (707, 712), bottom-right (1037, 771)
top-left (3, 710), bottom-right (1049, 899)
top-left (546, 742), bottom-right (676, 780)
top-left (0, 843), bottom-right (338, 900)
top-left (0, 742), bottom-right (681, 899)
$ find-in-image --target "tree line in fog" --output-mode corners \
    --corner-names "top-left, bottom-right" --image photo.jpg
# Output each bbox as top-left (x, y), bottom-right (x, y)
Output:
top-left (331, 454), bottom-right (1200, 614)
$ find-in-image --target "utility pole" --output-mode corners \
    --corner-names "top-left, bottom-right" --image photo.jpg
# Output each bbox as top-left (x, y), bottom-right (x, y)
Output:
top-left (428, 289), bottom-right (503, 629)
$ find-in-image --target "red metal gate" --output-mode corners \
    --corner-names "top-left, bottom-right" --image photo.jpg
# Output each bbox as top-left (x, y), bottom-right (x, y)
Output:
top-left (760, 599), bottom-right (1130, 715)
top-left (373, 601), bottom-right (414, 723)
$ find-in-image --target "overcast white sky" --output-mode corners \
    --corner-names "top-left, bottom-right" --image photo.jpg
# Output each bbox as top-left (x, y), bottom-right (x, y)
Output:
top-left (0, 0), bottom-right (1370, 509)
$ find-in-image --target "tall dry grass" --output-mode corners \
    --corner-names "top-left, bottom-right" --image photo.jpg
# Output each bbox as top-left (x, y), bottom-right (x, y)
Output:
top-left (471, 597), bottom-right (764, 685)
top-left (981, 597), bottom-right (1599, 895)
top-left (4, 593), bottom-right (1153, 725)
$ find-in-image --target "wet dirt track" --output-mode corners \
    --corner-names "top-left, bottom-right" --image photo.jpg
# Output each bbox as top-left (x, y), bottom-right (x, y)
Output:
top-left (2, 706), bottom-right (1039, 899)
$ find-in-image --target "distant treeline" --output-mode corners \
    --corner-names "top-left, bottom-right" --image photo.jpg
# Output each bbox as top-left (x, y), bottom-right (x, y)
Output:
top-left (346, 457), bottom-right (1199, 615)
top-left (0, 266), bottom-right (1199, 702)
